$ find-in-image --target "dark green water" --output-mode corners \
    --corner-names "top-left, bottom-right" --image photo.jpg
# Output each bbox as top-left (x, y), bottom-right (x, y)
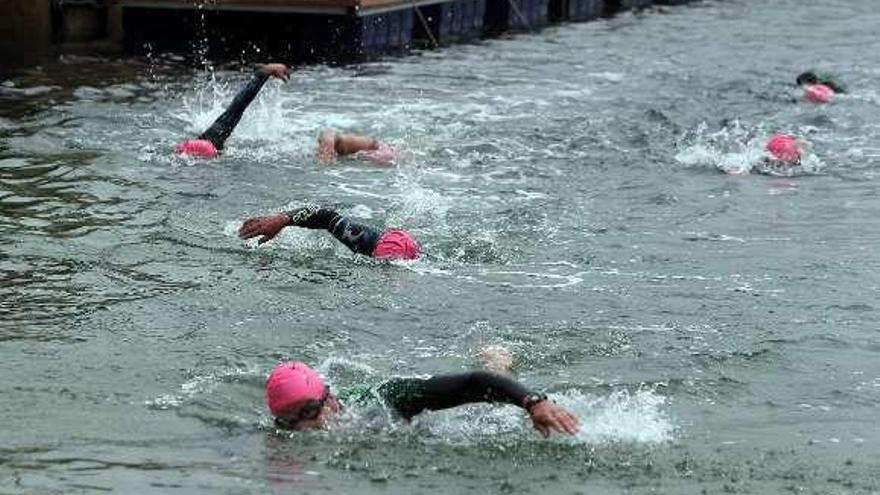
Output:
top-left (3, 0), bottom-right (880, 493)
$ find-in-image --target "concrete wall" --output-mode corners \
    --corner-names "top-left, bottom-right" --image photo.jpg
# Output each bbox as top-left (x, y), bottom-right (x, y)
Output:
top-left (0, 1), bottom-right (53, 66)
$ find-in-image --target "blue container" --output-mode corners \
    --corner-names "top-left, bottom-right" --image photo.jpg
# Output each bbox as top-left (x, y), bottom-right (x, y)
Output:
top-left (431, 0), bottom-right (486, 42)
top-left (566, 0), bottom-right (603, 21)
top-left (619, 0), bottom-right (652, 10)
top-left (486, 0), bottom-right (549, 31)
top-left (387, 9), bottom-right (402, 45)
top-left (402, 7), bottom-right (414, 42)
top-left (358, 9), bottom-right (413, 54)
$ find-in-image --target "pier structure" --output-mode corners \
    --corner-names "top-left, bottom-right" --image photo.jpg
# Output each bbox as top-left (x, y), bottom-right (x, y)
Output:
top-left (1, 0), bottom-right (701, 66)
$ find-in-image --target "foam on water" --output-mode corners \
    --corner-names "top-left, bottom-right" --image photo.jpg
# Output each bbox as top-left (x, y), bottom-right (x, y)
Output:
top-left (390, 173), bottom-right (452, 227)
top-left (467, 266), bottom-right (587, 289)
top-left (147, 363), bottom-right (261, 410)
top-left (675, 121), bottom-right (824, 176)
top-left (410, 387), bottom-right (673, 445)
top-left (558, 388), bottom-right (674, 444)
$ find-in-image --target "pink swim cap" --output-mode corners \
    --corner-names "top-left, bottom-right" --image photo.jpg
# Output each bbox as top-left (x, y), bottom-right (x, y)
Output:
top-left (175, 139), bottom-right (218, 158)
top-left (265, 362), bottom-right (326, 417)
top-left (372, 229), bottom-right (420, 260)
top-left (765, 132), bottom-right (801, 162)
top-left (803, 84), bottom-right (834, 103)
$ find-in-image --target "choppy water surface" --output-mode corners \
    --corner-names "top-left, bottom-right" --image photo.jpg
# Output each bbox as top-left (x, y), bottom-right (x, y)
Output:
top-left (3, 0), bottom-right (880, 492)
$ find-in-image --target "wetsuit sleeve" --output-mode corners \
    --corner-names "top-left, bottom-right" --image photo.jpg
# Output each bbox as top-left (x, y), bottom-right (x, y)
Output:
top-left (198, 71), bottom-right (270, 149)
top-left (284, 206), bottom-right (381, 256)
top-left (377, 371), bottom-right (534, 420)
top-left (818, 73), bottom-right (846, 93)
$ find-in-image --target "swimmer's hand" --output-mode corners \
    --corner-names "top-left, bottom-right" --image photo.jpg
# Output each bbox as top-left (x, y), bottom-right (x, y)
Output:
top-left (239, 213), bottom-right (289, 245)
top-left (260, 64), bottom-right (290, 82)
top-left (528, 400), bottom-right (580, 437)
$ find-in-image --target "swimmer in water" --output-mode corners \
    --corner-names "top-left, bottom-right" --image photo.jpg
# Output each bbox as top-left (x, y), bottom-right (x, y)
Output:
top-left (175, 64), bottom-right (290, 158)
top-left (796, 70), bottom-right (845, 103)
top-left (266, 348), bottom-right (579, 437)
top-left (238, 205), bottom-right (420, 260)
top-left (316, 131), bottom-right (399, 166)
top-left (796, 71), bottom-right (846, 93)
top-left (762, 132), bottom-right (802, 169)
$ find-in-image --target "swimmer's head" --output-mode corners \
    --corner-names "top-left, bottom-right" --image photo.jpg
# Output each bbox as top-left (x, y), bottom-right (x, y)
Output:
top-left (372, 229), bottom-right (420, 260)
top-left (266, 361), bottom-right (340, 430)
top-left (765, 132), bottom-right (801, 163)
top-left (803, 83), bottom-right (834, 103)
top-left (796, 71), bottom-right (818, 86)
top-left (316, 131), bottom-right (338, 162)
top-left (175, 139), bottom-right (218, 158)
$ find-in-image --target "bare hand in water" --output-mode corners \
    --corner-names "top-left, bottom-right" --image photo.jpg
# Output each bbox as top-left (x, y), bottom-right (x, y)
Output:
top-left (260, 64), bottom-right (290, 82)
top-left (528, 400), bottom-right (580, 437)
top-left (239, 213), bottom-right (289, 245)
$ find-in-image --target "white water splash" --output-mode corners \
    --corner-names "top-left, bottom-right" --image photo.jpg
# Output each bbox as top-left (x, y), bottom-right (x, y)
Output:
top-left (414, 387), bottom-right (673, 445)
top-left (675, 121), bottom-right (824, 176)
top-left (558, 388), bottom-right (674, 444)
top-left (146, 363), bottom-right (261, 410)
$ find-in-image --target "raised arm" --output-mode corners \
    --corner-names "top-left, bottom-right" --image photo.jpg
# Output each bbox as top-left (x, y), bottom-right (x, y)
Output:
top-left (379, 371), bottom-right (579, 437)
top-left (198, 64), bottom-right (289, 150)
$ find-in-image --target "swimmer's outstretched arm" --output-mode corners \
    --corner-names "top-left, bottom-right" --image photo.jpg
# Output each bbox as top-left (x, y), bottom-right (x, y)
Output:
top-left (198, 63), bottom-right (289, 150)
top-left (379, 371), bottom-right (580, 437)
top-left (317, 132), bottom-right (399, 165)
top-left (238, 206), bottom-right (381, 256)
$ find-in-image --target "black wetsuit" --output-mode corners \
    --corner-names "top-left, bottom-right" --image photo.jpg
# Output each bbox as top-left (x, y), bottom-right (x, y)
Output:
top-left (341, 371), bottom-right (535, 420)
top-left (198, 71), bottom-right (270, 150)
top-left (285, 206), bottom-right (383, 256)
top-left (796, 71), bottom-right (847, 94)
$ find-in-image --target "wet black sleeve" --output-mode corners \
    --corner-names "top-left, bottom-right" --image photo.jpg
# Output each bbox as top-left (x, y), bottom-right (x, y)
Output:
top-left (377, 371), bottom-right (534, 420)
top-left (284, 206), bottom-right (381, 256)
top-left (198, 71), bottom-right (270, 149)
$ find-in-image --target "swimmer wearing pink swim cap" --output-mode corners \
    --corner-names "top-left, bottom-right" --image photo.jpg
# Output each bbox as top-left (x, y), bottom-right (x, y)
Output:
top-left (803, 83), bottom-right (834, 103)
top-left (764, 132), bottom-right (802, 165)
top-left (316, 131), bottom-right (399, 166)
top-left (796, 70), bottom-right (847, 104)
top-left (265, 358), bottom-right (579, 437)
top-left (796, 71), bottom-right (846, 94)
top-left (174, 64), bottom-right (289, 158)
top-left (239, 205), bottom-right (420, 260)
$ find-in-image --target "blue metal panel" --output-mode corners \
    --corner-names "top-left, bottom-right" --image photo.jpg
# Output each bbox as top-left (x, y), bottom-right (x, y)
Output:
top-left (569, 0), bottom-right (603, 21)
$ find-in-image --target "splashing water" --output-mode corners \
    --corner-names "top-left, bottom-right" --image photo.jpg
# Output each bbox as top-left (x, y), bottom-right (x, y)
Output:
top-left (675, 121), bottom-right (824, 176)
top-left (406, 387), bottom-right (673, 445)
top-left (557, 388), bottom-right (674, 444)
top-left (147, 363), bottom-right (262, 410)
top-left (176, 72), bottom-right (292, 148)
top-left (390, 174), bottom-right (452, 227)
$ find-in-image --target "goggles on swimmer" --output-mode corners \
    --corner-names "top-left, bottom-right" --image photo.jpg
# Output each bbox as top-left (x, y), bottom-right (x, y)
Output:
top-left (274, 387), bottom-right (331, 430)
